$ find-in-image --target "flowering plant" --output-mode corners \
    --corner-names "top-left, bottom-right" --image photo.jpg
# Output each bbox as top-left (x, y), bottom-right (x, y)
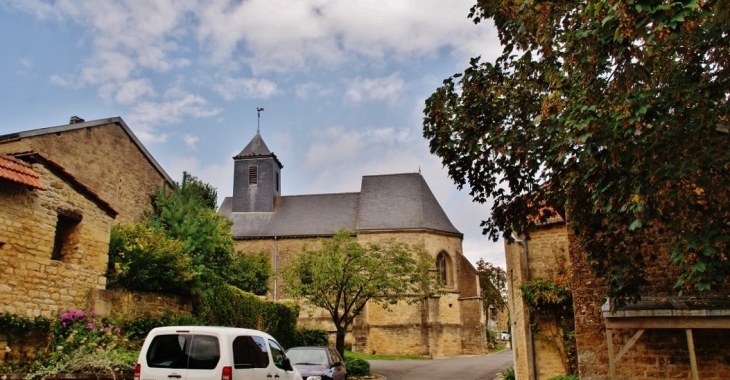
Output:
top-left (25, 310), bottom-right (136, 379)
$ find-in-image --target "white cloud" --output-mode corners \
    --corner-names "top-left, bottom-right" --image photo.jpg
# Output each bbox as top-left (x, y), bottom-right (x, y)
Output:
top-left (128, 89), bottom-right (220, 143)
top-left (345, 74), bottom-right (406, 105)
top-left (49, 74), bottom-right (72, 87)
top-left (115, 78), bottom-right (156, 104)
top-left (183, 133), bottom-right (200, 149)
top-left (295, 82), bottom-right (333, 99)
top-left (213, 77), bottom-right (278, 101)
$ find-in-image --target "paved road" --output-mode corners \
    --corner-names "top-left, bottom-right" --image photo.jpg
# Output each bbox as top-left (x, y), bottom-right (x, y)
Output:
top-left (369, 349), bottom-right (513, 380)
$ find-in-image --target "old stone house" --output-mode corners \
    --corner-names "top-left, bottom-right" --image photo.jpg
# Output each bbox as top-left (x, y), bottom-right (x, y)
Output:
top-left (219, 129), bottom-right (487, 357)
top-left (0, 116), bottom-right (174, 223)
top-left (506, 215), bottom-right (730, 380)
top-left (0, 152), bottom-right (117, 317)
top-left (0, 116), bottom-right (181, 321)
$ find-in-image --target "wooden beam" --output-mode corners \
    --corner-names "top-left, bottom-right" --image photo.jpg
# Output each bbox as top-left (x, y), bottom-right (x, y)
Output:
top-left (614, 329), bottom-right (645, 363)
top-left (605, 316), bottom-right (730, 329)
top-left (686, 329), bottom-right (699, 380)
top-left (607, 328), bottom-right (617, 380)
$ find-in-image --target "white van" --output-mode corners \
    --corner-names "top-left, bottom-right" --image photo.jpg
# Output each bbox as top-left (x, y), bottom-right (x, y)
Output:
top-left (134, 326), bottom-right (302, 380)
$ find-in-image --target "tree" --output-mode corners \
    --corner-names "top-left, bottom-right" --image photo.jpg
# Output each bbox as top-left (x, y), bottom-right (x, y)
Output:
top-left (476, 259), bottom-right (507, 315)
top-left (282, 230), bottom-right (437, 357)
top-left (423, 0), bottom-right (729, 305)
top-left (146, 172), bottom-right (269, 294)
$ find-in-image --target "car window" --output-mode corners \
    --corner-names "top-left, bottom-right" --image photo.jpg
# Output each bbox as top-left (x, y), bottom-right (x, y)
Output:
top-left (233, 336), bottom-right (269, 369)
top-left (188, 335), bottom-right (220, 370)
top-left (287, 349), bottom-right (329, 365)
top-left (251, 336), bottom-right (270, 368)
top-left (267, 340), bottom-right (287, 370)
top-left (147, 334), bottom-right (190, 369)
top-left (329, 348), bottom-right (342, 364)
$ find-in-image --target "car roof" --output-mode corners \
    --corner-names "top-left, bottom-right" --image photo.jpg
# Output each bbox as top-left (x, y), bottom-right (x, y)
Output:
top-left (149, 326), bottom-right (276, 340)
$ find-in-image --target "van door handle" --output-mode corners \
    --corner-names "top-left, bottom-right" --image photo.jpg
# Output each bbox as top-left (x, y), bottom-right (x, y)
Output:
top-left (267, 374), bottom-right (273, 379)
top-left (168, 374), bottom-right (182, 378)
top-left (274, 375), bottom-right (280, 379)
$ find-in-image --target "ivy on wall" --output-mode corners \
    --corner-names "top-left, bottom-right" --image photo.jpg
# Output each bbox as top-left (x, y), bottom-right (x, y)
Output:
top-left (520, 257), bottom-right (577, 375)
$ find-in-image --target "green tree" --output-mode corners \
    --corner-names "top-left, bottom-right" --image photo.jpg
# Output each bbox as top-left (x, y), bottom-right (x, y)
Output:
top-left (282, 230), bottom-right (438, 357)
top-left (147, 172), bottom-right (234, 288)
top-left (227, 252), bottom-right (272, 296)
top-left (476, 259), bottom-right (507, 314)
top-left (423, 0), bottom-right (730, 305)
top-left (107, 223), bottom-right (194, 296)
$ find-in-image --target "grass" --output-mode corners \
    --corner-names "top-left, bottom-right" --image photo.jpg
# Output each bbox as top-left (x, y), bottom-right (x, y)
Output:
top-left (345, 350), bottom-right (429, 361)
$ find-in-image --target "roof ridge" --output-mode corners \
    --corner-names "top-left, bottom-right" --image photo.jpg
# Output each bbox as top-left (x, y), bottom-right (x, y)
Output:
top-left (362, 172), bottom-right (420, 178)
top-left (283, 191), bottom-right (360, 198)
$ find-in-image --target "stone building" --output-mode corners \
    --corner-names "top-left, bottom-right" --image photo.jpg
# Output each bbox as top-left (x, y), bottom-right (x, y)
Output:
top-left (0, 116), bottom-right (174, 223)
top-left (219, 129), bottom-right (487, 357)
top-left (0, 152), bottom-right (117, 317)
top-left (506, 214), bottom-right (730, 380)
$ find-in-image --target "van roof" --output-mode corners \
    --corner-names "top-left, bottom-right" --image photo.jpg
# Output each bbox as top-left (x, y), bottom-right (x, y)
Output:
top-left (149, 326), bottom-right (276, 340)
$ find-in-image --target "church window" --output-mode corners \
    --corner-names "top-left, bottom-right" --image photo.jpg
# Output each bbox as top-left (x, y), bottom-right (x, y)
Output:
top-left (249, 166), bottom-right (258, 185)
top-left (276, 172), bottom-right (280, 192)
top-left (51, 209), bottom-right (81, 261)
top-left (436, 251), bottom-right (452, 286)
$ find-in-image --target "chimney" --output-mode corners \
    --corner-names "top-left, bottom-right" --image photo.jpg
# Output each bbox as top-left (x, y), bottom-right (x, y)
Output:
top-left (69, 116), bottom-right (85, 124)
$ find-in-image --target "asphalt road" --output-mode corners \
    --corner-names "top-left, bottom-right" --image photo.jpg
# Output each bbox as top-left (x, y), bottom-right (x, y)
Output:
top-left (368, 349), bottom-right (514, 380)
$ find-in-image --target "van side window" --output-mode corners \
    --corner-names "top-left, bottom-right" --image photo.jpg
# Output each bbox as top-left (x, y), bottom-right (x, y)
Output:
top-left (250, 336), bottom-right (270, 368)
top-left (147, 334), bottom-right (189, 369)
top-left (233, 336), bottom-right (269, 369)
top-left (188, 335), bottom-right (220, 370)
top-left (268, 340), bottom-right (287, 370)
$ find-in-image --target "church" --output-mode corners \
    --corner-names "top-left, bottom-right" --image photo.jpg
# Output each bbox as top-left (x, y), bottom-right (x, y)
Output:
top-left (219, 128), bottom-right (487, 357)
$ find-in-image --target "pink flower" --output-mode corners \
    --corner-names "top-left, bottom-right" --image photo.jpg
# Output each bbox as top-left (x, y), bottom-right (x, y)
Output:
top-left (86, 323), bottom-right (94, 329)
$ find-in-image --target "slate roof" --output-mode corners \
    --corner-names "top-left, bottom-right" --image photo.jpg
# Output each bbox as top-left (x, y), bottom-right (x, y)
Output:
top-left (234, 129), bottom-right (283, 168)
top-left (220, 172), bottom-right (461, 239)
top-left (0, 117), bottom-right (174, 187)
top-left (0, 154), bottom-right (47, 190)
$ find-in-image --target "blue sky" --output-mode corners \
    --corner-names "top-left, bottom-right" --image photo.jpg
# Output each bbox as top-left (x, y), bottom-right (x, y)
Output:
top-left (0, 0), bottom-right (505, 267)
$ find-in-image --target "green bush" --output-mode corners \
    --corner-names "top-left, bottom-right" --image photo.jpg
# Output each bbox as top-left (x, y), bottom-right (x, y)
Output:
top-left (226, 252), bottom-right (271, 295)
top-left (549, 376), bottom-right (579, 380)
top-left (107, 223), bottom-right (194, 296)
top-left (196, 285), bottom-right (300, 347)
top-left (293, 327), bottom-right (329, 347)
top-left (344, 357), bottom-right (370, 376)
top-left (27, 310), bottom-right (137, 379)
top-left (121, 311), bottom-right (200, 342)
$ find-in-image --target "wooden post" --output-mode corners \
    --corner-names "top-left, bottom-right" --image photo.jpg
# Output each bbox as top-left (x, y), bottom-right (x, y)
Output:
top-left (607, 328), bottom-right (617, 380)
top-left (686, 329), bottom-right (699, 380)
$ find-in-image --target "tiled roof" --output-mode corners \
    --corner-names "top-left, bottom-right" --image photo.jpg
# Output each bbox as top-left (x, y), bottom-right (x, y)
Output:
top-left (12, 152), bottom-right (118, 218)
top-left (220, 172), bottom-right (461, 238)
top-left (0, 154), bottom-right (47, 190)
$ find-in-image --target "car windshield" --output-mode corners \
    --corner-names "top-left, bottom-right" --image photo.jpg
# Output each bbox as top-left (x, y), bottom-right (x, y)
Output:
top-left (287, 349), bottom-right (329, 366)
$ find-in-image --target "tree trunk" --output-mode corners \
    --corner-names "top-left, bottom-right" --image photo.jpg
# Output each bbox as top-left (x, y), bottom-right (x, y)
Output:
top-left (335, 326), bottom-right (347, 359)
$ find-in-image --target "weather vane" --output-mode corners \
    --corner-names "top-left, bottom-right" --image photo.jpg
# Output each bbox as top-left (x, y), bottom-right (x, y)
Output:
top-left (256, 107), bottom-right (264, 131)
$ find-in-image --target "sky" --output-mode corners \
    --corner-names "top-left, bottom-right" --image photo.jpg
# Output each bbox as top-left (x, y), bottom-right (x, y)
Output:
top-left (0, 0), bottom-right (506, 267)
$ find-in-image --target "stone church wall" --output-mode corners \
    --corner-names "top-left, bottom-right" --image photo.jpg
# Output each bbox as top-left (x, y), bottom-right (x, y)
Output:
top-left (0, 163), bottom-right (113, 317)
top-left (235, 230), bottom-right (486, 356)
top-left (0, 121), bottom-right (170, 223)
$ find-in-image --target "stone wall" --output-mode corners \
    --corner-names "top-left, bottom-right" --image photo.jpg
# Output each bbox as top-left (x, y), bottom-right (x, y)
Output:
top-left (88, 288), bottom-right (193, 320)
top-left (506, 222), bottom-right (572, 380)
top-left (0, 121), bottom-right (171, 223)
top-left (569, 228), bottom-right (730, 380)
top-left (0, 163), bottom-right (113, 317)
top-left (235, 230), bottom-right (486, 356)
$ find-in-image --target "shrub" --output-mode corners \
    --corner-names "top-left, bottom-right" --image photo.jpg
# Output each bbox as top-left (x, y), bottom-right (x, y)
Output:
top-left (344, 357), bottom-right (370, 377)
top-left (549, 376), bottom-right (580, 380)
top-left (293, 327), bottom-right (329, 347)
top-left (196, 285), bottom-right (300, 347)
top-left (226, 252), bottom-right (271, 295)
top-left (26, 310), bottom-right (137, 379)
top-left (121, 311), bottom-right (200, 342)
top-left (107, 223), bottom-right (194, 296)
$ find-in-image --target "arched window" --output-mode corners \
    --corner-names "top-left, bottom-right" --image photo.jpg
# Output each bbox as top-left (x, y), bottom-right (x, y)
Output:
top-left (436, 251), bottom-right (452, 286)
